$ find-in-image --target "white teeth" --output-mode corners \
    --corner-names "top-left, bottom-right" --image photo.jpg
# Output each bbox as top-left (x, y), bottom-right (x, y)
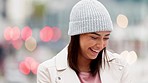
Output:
top-left (91, 49), bottom-right (99, 53)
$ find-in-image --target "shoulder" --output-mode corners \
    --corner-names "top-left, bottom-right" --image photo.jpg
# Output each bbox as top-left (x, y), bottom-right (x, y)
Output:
top-left (106, 51), bottom-right (130, 75)
top-left (38, 56), bottom-right (56, 70)
top-left (38, 45), bottom-right (68, 71)
top-left (105, 51), bottom-right (132, 82)
top-left (107, 51), bottom-right (128, 67)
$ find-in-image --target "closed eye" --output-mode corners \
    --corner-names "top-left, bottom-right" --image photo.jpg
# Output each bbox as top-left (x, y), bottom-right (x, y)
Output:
top-left (90, 36), bottom-right (98, 40)
top-left (104, 38), bottom-right (109, 40)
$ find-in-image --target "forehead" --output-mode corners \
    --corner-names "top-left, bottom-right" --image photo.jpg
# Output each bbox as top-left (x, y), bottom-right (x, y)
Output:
top-left (80, 31), bottom-right (111, 37)
top-left (88, 31), bottom-right (111, 36)
top-left (95, 31), bottom-right (111, 34)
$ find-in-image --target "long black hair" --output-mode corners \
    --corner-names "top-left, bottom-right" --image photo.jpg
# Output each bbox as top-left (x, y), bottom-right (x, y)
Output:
top-left (68, 35), bottom-right (108, 76)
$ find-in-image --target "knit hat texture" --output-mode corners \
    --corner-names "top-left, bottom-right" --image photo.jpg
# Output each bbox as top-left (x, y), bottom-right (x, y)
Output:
top-left (68, 0), bottom-right (113, 36)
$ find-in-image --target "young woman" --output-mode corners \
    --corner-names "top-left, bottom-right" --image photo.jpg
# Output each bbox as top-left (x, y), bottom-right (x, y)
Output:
top-left (37, 0), bottom-right (132, 83)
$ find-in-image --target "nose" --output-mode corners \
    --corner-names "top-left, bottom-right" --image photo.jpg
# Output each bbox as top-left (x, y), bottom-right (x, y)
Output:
top-left (96, 39), bottom-right (104, 49)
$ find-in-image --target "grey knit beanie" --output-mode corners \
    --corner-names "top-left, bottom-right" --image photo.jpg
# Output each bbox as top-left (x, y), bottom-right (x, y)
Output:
top-left (68, 0), bottom-right (113, 36)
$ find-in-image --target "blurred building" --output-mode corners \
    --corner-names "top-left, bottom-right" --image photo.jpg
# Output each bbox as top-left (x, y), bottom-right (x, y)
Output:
top-left (0, 0), bottom-right (148, 83)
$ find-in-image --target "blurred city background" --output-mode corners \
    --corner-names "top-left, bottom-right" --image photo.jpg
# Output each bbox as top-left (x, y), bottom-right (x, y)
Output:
top-left (0, 0), bottom-right (148, 83)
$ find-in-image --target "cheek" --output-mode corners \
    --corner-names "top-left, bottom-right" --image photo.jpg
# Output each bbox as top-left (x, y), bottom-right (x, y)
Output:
top-left (85, 40), bottom-right (97, 47)
top-left (80, 39), bottom-right (95, 50)
top-left (103, 44), bottom-right (107, 47)
top-left (103, 41), bottom-right (108, 47)
top-left (80, 40), bottom-right (91, 48)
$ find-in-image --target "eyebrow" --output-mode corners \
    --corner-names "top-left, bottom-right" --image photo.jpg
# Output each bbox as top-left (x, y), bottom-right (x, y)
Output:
top-left (90, 32), bottom-right (110, 36)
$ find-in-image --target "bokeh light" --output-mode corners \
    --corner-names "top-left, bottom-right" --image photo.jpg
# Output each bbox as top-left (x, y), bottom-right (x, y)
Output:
top-left (21, 26), bottom-right (32, 41)
top-left (31, 61), bottom-right (39, 74)
top-left (4, 26), bottom-right (12, 41)
top-left (19, 61), bottom-right (30, 75)
top-left (40, 26), bottom-right (53, 42)
top-left (120, 50), bottom-right (129, 58)
top-left (128, 51), bottom-right (137, 65)
top-left (4, 26), bottom-right (20, 41)
top-left (19, 57), bottom-right (39, 75)
top-left (51, 27), bottom-right (61, 42)
top-left (117, 14), bottom-right (128, 28)
top-left (25, 37), bottom-right (37, 52)
top-left (11, 26), bottom-right (21, 40)
top-left (120, 50), bottom-right (137, 65)
top-left (25, 57), bottom-right (36, 64)
top-left (12, 39), bottom-right (23, 50)
top-left (25, 57), bottom-right (39, 75)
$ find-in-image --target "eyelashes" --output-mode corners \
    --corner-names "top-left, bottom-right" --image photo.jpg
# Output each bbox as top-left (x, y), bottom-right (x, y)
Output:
top-left (91, 36), bottom-right (97, 40)
top-left (103, 38), bottom-right (109, 40)
top-left (90, 36), bottom-right (109, 41)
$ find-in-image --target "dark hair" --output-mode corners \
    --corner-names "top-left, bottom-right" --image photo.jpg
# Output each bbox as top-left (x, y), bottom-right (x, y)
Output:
top-left (68, 35), bottom-right (108, 76)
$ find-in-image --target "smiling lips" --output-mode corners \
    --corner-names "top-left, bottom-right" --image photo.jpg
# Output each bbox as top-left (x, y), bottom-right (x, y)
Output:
top-left (90, 48), bottom-right (100, 55)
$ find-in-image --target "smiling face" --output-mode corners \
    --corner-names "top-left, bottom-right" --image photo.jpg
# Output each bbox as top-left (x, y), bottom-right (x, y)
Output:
top-left (78, 31), bottom-right (111, 60)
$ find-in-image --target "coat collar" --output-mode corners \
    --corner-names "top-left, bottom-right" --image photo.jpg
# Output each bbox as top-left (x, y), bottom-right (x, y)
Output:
top-left (55, 45), bottom-right (68, 70)
top-left (55, 45), bottom-right (117, 70)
